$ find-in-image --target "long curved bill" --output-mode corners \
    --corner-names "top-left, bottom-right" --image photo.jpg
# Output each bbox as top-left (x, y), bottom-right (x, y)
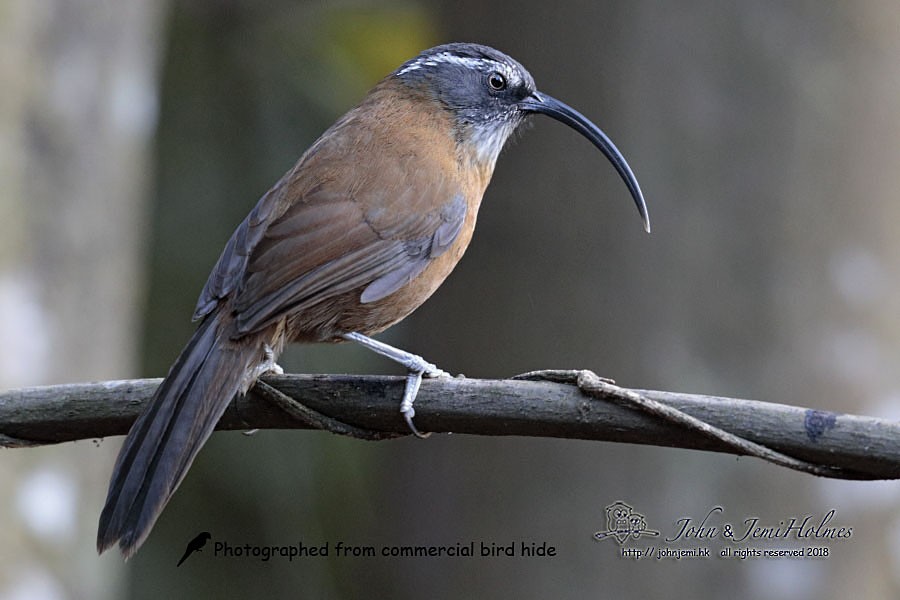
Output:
top-left (519, 91), bottom-right (650, 233)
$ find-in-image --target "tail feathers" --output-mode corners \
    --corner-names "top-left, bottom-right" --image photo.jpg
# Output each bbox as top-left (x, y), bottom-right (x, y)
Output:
top-left (97, 313), bottom-right (261, 558)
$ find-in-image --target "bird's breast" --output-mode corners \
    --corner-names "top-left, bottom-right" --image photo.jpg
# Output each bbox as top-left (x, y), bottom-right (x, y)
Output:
top-left (279, 81), bottom-right (496, 340)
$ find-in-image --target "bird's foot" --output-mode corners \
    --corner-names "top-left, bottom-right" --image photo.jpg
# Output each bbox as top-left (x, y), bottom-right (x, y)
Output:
top-left (399, 371), bottom-right (431, 439)
top-left (342, 332), bottom-right (451, 438)
top-left (261, 343), bottom-right (284, 374)
top-left (249, 344), bottom-right (284, 381)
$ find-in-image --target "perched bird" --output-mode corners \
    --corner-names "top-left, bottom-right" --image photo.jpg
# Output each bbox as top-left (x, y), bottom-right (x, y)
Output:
top-left (176, 531), bottom-right (212, 567)
top-left (98, 42), bottom-right (649, 558)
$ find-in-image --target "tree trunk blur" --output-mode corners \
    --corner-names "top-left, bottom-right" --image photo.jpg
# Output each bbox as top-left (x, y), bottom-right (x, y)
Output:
top-left (7, 1), bottom-right (898, 598)
top-left (0, 1), bottom-right (165, 598)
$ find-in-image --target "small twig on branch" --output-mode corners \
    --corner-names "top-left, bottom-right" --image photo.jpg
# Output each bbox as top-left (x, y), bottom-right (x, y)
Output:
top-left (0, 373), bottom-right (898, 480)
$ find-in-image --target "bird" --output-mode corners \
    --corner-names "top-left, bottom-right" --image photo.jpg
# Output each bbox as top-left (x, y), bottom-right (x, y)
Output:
top-left (176, 531), bottom-right (212, 566)
top-left (97, 42), bottom-right (650, 558)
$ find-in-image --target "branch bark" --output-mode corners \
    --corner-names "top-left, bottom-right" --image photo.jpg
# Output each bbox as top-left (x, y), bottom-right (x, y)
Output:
top-left (1, 374), bottom-right (898, 480)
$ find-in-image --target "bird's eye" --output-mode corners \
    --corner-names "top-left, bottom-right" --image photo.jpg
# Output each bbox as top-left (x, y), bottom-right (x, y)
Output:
top-left (487, 72), bottom-right (507, 91)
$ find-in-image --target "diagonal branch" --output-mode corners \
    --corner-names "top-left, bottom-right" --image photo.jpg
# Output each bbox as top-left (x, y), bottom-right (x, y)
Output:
top-left (513, 369), bottom-right (878, 480)
top-left (1, 373), bottom-right (898, 480)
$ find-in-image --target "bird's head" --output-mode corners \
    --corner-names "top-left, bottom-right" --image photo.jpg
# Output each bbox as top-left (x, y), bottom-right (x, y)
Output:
top-left (394, 43), bottom-right (650, 232)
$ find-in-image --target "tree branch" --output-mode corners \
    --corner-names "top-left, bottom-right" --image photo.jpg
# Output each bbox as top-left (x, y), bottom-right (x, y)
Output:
top-left (1, 373), bottom-right (898, 480)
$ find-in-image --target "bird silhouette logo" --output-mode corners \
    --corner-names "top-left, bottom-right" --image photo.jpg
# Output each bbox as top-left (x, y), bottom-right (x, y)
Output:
top-left (177, 531), bottom-right (212, 566)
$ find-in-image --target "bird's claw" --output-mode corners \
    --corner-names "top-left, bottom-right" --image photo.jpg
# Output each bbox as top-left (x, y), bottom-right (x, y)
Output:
top-left (402, 406), bottom-right (431, 439)
top-left (400, 370), bottom-right (432, 438)
top-left (342, 332), bottom-right (448, 438)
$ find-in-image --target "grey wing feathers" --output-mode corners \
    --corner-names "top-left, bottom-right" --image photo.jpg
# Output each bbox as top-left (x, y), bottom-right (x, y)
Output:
top-left (192, 185), bottom-right (286, 321)
top-left (194, 181), bottom-right (467, 334)
top-left (360, 194), bottom-right (466, 303)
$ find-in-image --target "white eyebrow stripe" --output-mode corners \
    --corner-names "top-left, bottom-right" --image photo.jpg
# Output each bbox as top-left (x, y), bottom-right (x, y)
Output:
top-left (395, 53), bottom-right (526, 90)
top-left (397, 52), bottom-right (497, 76)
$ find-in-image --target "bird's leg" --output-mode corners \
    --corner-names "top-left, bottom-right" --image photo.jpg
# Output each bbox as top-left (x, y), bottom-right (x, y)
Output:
top-left (248, 343), bottom-right (284, 382)
top-left (243, 344), bottom-right (285, 435)
top-left (342, 332), bottom-right (449, 377)
top-left (342, 332), bottom-right (450, 438)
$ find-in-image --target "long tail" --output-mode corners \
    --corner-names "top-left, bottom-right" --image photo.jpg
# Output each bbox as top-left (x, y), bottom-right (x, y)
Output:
top-left (97, 311), bottom-right (263, 558)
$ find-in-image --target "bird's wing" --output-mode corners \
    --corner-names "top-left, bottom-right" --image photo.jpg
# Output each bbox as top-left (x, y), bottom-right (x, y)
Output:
top-left (192, 180), bottom-right (288, 321)
top-left (193, 125), bottom-right (467, 336)
top-left (231, 188), bottom-right (465, 334)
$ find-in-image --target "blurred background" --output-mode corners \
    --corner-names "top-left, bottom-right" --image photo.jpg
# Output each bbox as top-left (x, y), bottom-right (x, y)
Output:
top-left (2, 0), bottom-right (900, 598)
